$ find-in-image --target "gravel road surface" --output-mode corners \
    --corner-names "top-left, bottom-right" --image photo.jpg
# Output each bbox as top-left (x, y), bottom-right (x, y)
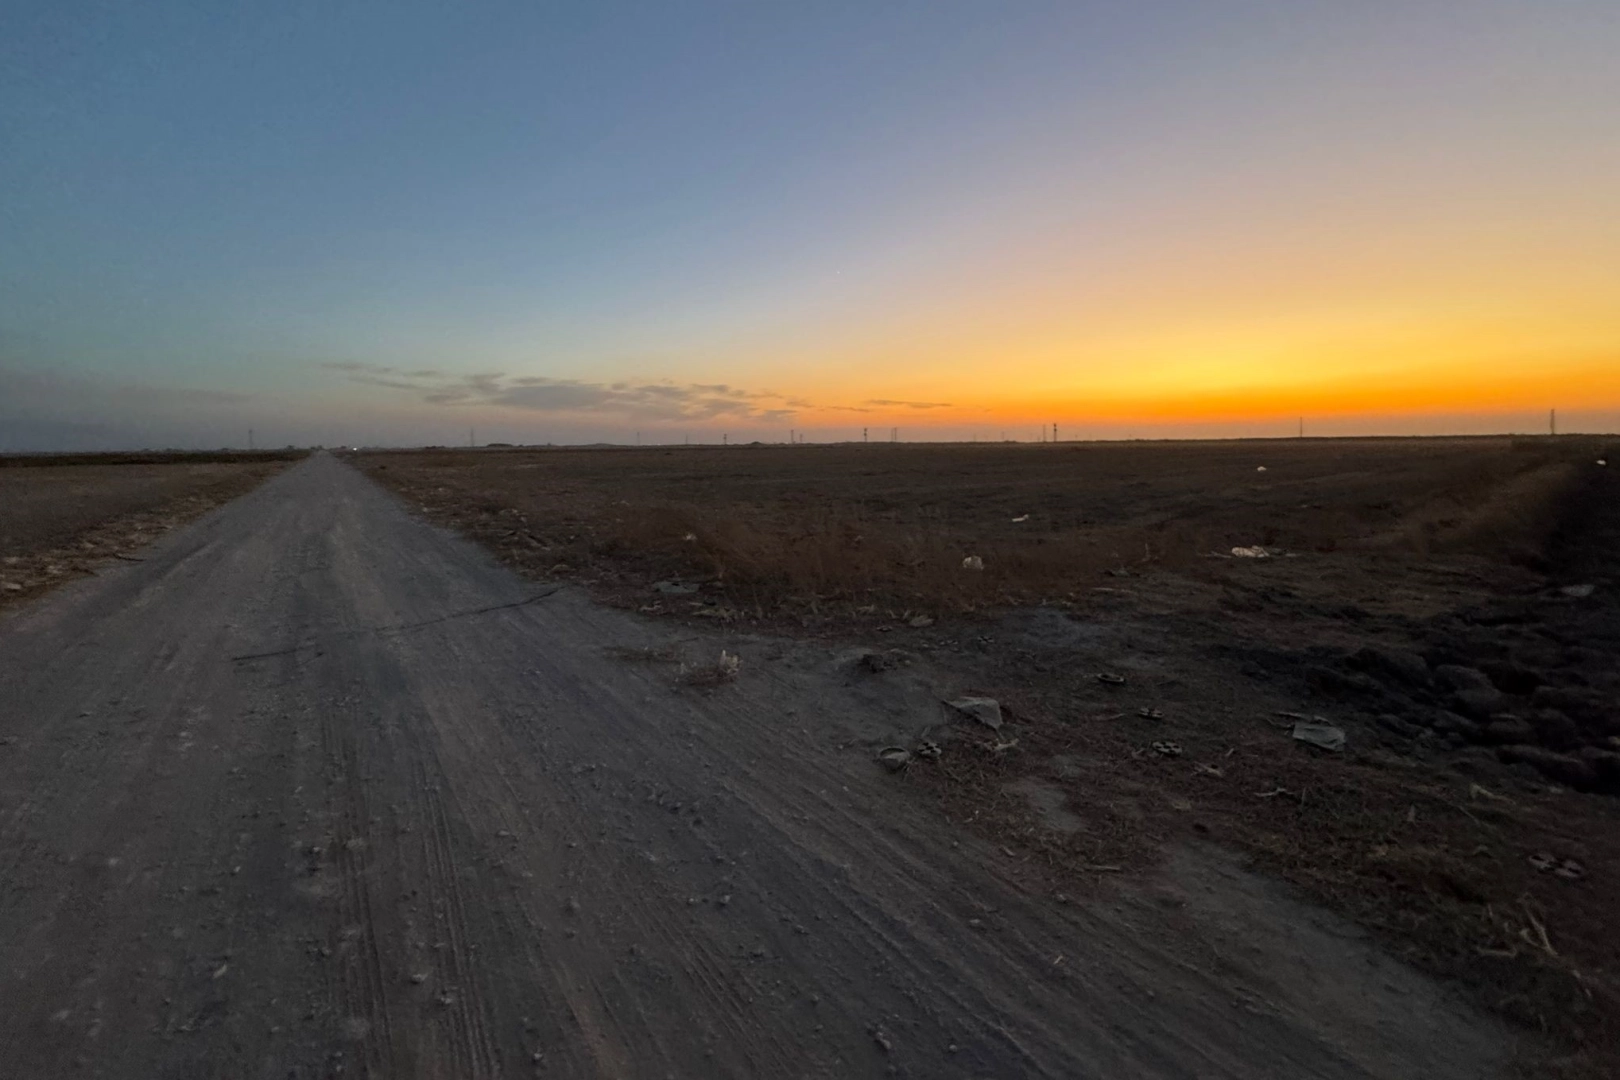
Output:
top-left (0, 454), bottom-right (1514, 1078)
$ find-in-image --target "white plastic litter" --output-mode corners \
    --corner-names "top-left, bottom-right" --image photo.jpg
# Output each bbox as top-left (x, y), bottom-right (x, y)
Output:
top-left (961, 555), bottom-right (984, 571)
top-left (1291, 720), bottom-right (1346, 753)
top-left (1561, 584), bottom-right (1595, 599)
top-left (1256, 466), bottom-right (1268, 473)
top-left (946, 696), bottom-right (1003, 730)
top-left (1232, 546), bottom-right (1271, 558)
top-left (1010, 514), bottom-right (1030, 523)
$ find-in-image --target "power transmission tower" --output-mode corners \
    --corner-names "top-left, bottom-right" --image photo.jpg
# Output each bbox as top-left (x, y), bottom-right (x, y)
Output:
top-left (863, 428), bottom-right (868, 443)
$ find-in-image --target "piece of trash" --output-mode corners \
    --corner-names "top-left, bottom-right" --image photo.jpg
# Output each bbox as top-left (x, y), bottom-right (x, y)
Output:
top-left (1597, 459), bottom-right (1608, 466)
top-left (876, 747), bottom-right (911, 773)
top-left (908, 615), bottom-right (934, 628)
top-left (1150, 741), bottom-right (1183, 757)
top-left (1097, 673), bottom-right (1127, 686)
top-left (682, 532), bottom-right (697, 541)
top-left (1137, 707), bottom-right (1163, 720)
top-left (652, 580), bottom-right (700, 595)
top-left (961, 555), bottom-right (984, 571)
top-left (1291, 720), bottom-right (1346, 753)
top-left (1193, 763), bottom-right (1225, 777)
top-left (717, 650), bottom-right (740, 677)
top-left (946, 696), bottom-right (1003, 730)
top-left (915, 739), bottom-right (943, 760)
top-left (1231, 545), bottom-right (1280, 559)
top-left (1255, 786), bottom-right (1295, 799)
top-left (1560, 584), bottom-right (1595, 599)
top-left (1256, 466), bottom-right (1268, 473)
top-left (1011, 514), bottom-right (1030, 523)
top-left (991, 737), bottom-right (1019, 754)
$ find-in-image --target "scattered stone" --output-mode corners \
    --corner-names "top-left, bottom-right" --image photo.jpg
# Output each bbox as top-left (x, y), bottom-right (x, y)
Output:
top-left (961, 555), bottom-right (984, 571)
top-left (1375, 713), bottom-right (1420, 738)
top-left (946, 696), bottom-right (1003, 730)
top-left (1434, 665), bottom-right (1496, 694)
top-left (1480, 716), bottom-right (1535, 745)
top-left (1531, 709), bottom-right (1582, 751)
top-left (1496, 745), bottom-right (1597, 790)
top-left (1575, 747), bottom-right (1620, 793)
top-left (1431, 712), bottom-right (1482, 740)
top-left (908, 615), bottom-right (934, 628)
top-left (1349, 645), bottom-right (1431, 687)
top-left (1479, 661), bottom-right (1542, 696)
top-left (1451, 686), bottom-right (1508, 721)
top-left (1560, 584), bottom-right (1595, 599)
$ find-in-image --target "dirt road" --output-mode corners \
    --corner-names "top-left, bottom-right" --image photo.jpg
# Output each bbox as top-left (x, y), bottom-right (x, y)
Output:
top-left (0, 454), bottom-right (1516, 1078)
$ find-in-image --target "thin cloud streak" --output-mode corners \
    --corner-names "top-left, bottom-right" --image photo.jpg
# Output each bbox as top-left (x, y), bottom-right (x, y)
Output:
top-left (324, 362), bottom-right (806, 423)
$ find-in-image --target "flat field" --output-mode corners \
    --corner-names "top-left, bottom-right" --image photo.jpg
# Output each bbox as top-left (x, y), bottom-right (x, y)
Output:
top-left (0, 450), bottom-right (304, 606)
top-left (358, 435), bottom-right (1620, 1073)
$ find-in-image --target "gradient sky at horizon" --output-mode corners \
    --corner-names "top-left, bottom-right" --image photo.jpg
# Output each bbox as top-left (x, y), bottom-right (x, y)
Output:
top-left (3, 1), bottom-right (1617, 449)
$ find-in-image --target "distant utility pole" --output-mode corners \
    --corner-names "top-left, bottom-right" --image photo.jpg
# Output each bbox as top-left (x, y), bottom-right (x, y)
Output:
top-left (789, 429), bottom-right (794, 445)
top-left (1299, 416), bottom-right (1304, 438)
top-left (1550, 409), bottom-right (1557, 436)
top-left (248, 428), bottom-right (254, 451)
top-left (722, 433), bottom-right (728, 446)
top-left (469, 427), bottom-right (475, 448)
top-left (863, 428), bottom-right (868, 443)
top-left (636, 431), bottom-right (641, 445)
top-left (891, 427), bottom-right (898, 443)
top-left (1052, 422), bottom-right (1058, 443)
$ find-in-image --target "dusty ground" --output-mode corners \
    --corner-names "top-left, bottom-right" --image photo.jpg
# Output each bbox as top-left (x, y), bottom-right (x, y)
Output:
top-left (0, 453), bottom-right (1528, 1078)
top-left (355, 436), bottom-right (1620, 1075)
top-left (0, 451), bottom-right (303, 610)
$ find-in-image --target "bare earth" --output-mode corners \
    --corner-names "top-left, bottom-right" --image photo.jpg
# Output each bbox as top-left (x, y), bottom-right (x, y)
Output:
top-left (0, 453), bottom-right (1515, 1078)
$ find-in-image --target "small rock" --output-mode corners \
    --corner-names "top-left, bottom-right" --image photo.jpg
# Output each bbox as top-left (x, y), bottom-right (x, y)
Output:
top-left (1496, 745), bottom-right (1598, 790)
top-left (1350, 645), bottom-right (1431, 687)
top-left (1560, 584), bottom-right (1595, 599)
top-left (1375, 713), bottom-right (1419, 738)
top-left (1575, 747), bottom-right (1620, 794)
top-left (1434, 665), bottom-right (1496, 694)
top-left (908, 615), bottom-right (934, 628)
top-left (1531, 709), bottom-right (1582, 751)
top-left (1431, 712), bottom-right (1482, 740)
top-left (1451, 686), bottom-right (1507, 721)
top-left (1480, 716), bottom-right (1535, 745)
top-left (1479, 661), bottom-right (1542, 696)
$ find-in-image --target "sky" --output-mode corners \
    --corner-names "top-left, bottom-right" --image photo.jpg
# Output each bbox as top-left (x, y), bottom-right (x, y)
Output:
top-left (3, 0), bottom-right (1617, 449)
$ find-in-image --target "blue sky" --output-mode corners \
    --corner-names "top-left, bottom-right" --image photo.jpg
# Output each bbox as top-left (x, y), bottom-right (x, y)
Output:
top-left (4, 2), bottom-right (1617, 448)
